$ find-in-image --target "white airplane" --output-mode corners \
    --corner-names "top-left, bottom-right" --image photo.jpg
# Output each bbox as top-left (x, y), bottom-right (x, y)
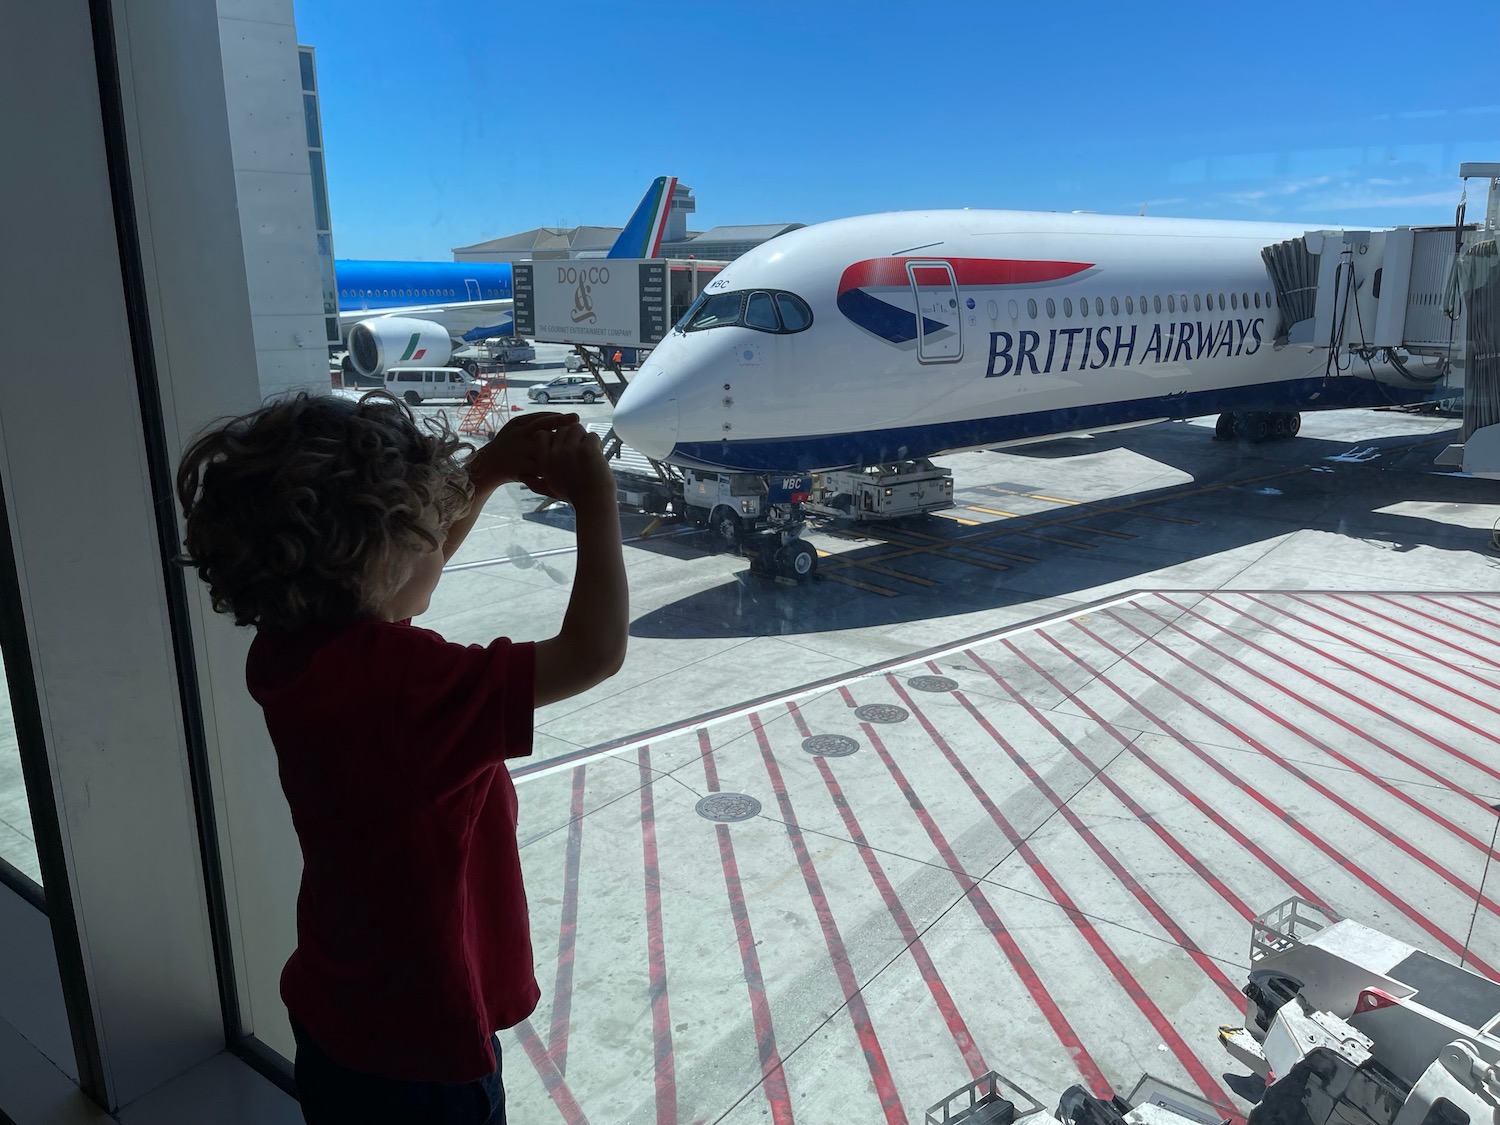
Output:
top-left (611, 209), bottom-right (1449, 473)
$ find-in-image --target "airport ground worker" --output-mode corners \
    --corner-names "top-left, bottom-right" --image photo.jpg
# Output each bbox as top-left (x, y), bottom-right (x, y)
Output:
top-left (175, 393), bottom-right (628, 1124)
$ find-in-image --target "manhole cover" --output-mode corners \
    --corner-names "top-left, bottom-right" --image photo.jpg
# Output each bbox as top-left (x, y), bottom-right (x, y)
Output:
top-left (908, 675), bottom-right (959, 692)
top-left (854, 704), bottom-right (909, 724)
top-left (802, 734), bottom-right (860, 757)
top-left (695, 793), bottom-right (761, 822)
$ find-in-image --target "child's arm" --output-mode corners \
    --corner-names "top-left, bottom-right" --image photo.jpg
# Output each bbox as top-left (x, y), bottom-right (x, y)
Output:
top-left (527, 425), bottom-right (629, 707)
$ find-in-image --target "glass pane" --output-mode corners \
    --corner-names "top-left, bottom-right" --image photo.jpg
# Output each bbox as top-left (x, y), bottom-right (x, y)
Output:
top-left (298, 48), bottom-right (315, 92)
top-left (187, 9), bottom-right (1499, 1123)
top-left (744, 291), bottom-right (779, 330)
top-left (688, 291), bottom-right (744, 329)
top-left (774, 293), bottom-right (811, 331)
top-left (0, 650), bottom-right (37, 885)
top-left (308, 151), bottom-right (330, 231)
top-left (302, 93), bottom-right (321, 149)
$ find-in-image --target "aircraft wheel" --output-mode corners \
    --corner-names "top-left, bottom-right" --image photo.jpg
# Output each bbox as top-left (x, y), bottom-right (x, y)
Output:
top-left (710, 507), bottom-right (742, 550)
top-left (780, 541), bottom-right (816, 580)
top-left (534, 391), bottom-right (549, 404)
top-left (1248, 413), bottom-right (1271, 442)
top-left (1287, 412), bottom-right (1301, 436)
top-left (1214, 412), bottom-right (1236, 441)
top-left (583, 391), bottom-right (597, 404)
top-left (1273, 413), bottom-right (1289, 439)
top-left (403, 390), bottom-right (421, 406)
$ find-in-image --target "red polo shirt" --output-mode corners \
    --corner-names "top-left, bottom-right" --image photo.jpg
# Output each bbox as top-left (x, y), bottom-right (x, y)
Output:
top-left (247, 617), bottom-right (539, 1083)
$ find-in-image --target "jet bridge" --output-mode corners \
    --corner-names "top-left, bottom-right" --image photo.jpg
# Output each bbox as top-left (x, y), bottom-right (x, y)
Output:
top-left (1264, 163), bottom-right (1500, 476)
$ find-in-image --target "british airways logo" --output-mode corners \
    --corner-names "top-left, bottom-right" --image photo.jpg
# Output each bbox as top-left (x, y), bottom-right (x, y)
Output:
top-left (837, 257), bottom-right (1094, 343)
top-left (986, 317), bottom-right (1265, 377)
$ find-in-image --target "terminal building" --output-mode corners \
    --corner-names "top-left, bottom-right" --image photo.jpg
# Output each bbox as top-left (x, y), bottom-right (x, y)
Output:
top-left (451, 181), bottom-right (803, 265)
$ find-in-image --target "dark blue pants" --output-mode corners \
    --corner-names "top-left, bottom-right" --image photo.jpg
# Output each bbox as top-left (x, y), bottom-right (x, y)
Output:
top-left (290, 1016), bottom-right (506, 1124)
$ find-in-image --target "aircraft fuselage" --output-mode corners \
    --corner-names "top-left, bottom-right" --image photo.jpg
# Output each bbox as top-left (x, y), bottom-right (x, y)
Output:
top-left (613, 210), bottom-right (1437, 473)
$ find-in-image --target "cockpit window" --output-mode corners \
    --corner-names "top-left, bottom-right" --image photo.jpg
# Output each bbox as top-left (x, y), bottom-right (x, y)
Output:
top-left (681, 288), bottom-right (814, 335)
top-left (745, 292), bottom-right (779, 330)
top-left (774, 293), bottom-right (812, 331)
top-left (688, 292), bottom-right (746, 330)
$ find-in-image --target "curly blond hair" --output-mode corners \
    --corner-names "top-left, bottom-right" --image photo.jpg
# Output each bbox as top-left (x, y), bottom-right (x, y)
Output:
top-left (175, 391), bottom-right (474, 633)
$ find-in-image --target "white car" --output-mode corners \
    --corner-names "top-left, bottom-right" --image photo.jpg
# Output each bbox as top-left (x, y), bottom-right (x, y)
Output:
top-left (528, 375), bottom-right (604, 404)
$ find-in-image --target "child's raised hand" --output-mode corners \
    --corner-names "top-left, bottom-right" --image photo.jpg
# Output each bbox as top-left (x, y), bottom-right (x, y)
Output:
top-left (466, 411), bottom-right (577, 491)
top-left (521, 422), bottom-right (616, 510)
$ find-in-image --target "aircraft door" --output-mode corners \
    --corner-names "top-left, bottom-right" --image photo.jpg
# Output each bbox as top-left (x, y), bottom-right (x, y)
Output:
top-left (906, 260), bottom-right (962, 363)
top-left (465, 278), bottom-right (481, 301)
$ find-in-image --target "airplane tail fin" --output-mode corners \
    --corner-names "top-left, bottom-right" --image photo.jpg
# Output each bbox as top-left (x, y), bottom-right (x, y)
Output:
top-left (607, 176), bottom-right (678, 259)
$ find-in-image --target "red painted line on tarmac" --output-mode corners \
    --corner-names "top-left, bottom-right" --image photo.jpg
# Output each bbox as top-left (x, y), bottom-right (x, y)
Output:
top-left (1315, 594), bottom-right (1500, 673)
top-left (1180, 594), bottom-right (1500, 774)
top-left (1041, 615), bottom-right (1500, 980)
top-left (1412, 592), bottom-right (1500, 637)
top-left (699, 730), bottom-right (795, 1125)
top-left (1218, 593), bottom-right (1500, 793)
top-left (1453, 594), bottom-right (1500, 628)
top-left (1268, 593), bottom-right (1500, 705)
top-left (547, 765), bottom-right (587, 1072)
top-left (963, 647), bottom-right (1331, 915)
top-left (638, 747), bottom-right (678, 1125)
top-left (899, 672), bottom-right (1247, 1013)
top-left (1121, 602), bottom-right (1500, 884)
top-left (748, 714), bottom-right (909, 1124)
top-left (849, 717), bottom-right (1115, 1100)
top-left (515, 1018), bottom-right (592, 1125)
top-left (860, 702), bottom-right (1239, 1123)
top-left (784, 702), bottom-right (990, 1081)
top-left (1365, 594), bottom-right (1500, 664)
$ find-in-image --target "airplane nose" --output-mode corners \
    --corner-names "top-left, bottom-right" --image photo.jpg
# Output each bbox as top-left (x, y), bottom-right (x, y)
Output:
top-left (613, 379), bottom-right (679, 460)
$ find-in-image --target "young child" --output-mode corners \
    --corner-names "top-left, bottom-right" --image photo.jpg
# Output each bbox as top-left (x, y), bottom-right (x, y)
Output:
top-left (175, 391), bottom-right (627, 1124)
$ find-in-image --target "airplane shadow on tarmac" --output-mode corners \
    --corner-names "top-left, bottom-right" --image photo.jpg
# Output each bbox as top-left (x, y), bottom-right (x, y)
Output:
top-left (624, 419), bottom-right (1499, 640)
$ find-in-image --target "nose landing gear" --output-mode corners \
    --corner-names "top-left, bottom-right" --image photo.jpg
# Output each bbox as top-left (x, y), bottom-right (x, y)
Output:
top-left (1213, 411), bottom-right (1301, 443)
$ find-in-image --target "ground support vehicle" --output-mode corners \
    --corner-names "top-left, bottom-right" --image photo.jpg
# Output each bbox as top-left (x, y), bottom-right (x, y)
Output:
top-left (452, 337), bottom-right (535, 374)
top-left (1215, 897), bottom-right (1499, 1125)
top-left (803, 459), bottom-right (955, 520)
top-left (680, 469), bottom-right (817, 581)
top-left (585, 423), bottom-right (819, 581)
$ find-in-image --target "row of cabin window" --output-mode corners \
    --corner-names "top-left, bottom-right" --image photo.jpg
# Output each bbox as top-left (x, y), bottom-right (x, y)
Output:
top-left (1014, 290), bottom-right (1277, 322)
top-left (338, 287), bottom-right (507, 299)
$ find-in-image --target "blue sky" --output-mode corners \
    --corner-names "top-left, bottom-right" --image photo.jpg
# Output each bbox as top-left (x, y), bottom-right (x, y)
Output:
top-left (294, 0), bottom-right (1500, 261)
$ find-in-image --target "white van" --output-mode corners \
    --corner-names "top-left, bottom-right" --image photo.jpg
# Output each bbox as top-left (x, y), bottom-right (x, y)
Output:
top-left (383, 367), bottom-right (479, 405)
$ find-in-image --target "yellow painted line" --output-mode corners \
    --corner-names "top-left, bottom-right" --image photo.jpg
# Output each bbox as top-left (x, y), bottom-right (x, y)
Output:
top-left (821, 571), bottom-right (900, 597)
top-left (1017, 530), bottom-right (1098, 549)
top-left (1031, 494), bottom-right (1080, 505)
top-left (1114, 508), bottom-right (1197, 525)
top-left (820, 550), bottom-right (940, 587)
top-left (970, 547), bottom-right (1038, 563)
top-left (966, 504), bottom-right (1136, 541)
top-left (934, 550), bottom-right (1009, 573)
top-left (930, 511), bottom-right (980, 526)
top-left (1062, 523), bottom-right (1136, 540)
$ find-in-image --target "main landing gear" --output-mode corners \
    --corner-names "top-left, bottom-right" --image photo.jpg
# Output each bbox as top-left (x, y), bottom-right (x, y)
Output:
top-left (1214, 411), bottom-right (1301, 443)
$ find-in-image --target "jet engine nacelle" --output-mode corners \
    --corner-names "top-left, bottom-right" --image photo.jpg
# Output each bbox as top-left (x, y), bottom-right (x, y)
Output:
top-left (346, 317), bottom-right (452, 377)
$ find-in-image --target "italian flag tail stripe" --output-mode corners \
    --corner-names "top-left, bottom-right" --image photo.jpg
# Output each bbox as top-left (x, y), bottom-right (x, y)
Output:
top-left (400, 333), bottom-right (420, 362)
